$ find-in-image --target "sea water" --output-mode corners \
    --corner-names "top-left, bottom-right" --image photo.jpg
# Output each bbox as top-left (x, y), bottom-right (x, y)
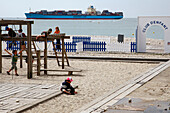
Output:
top-left (1, 18), bottom-right (164, 39)
top-left (32, 18), bottom-right (164, 39)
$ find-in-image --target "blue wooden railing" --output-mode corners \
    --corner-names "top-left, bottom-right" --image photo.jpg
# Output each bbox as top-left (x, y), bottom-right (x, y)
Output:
top-left (72, 36), bottom-right (91, 43)
top-left (54, 42), bottom-right (77, 52)
top-left (83, 42), bottom-right (106, 51)
top-left (6, 41), bottom-right (21, 50)
top-left (131, 42), bottom-right (137, 52)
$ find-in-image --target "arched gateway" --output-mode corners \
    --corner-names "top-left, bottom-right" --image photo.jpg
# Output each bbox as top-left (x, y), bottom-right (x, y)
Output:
top-left (137, 16), bottom-right (170, 53)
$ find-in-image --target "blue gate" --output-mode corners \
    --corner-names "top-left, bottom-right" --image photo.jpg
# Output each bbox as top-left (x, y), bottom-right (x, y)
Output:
top-left (83, 42), bottom-right (106, 51)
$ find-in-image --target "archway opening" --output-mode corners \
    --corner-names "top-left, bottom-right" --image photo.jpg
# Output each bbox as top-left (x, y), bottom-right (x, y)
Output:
top-left (146, 25), bottom-right (164, 53)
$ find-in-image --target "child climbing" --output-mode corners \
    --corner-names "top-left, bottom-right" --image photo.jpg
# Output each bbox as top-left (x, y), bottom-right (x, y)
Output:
top-left (5, 26), bottom-right (16, 38)
top-left (4, 49), bottom-right (23, 76)
top-left (36, 28), bottom-right (52, 40)
top-left (60, 77), bottom-right (77, 95)
top-left (5, 26), bottom-right (17, 48)
top-left (17, 29), bottom-right (26, 50)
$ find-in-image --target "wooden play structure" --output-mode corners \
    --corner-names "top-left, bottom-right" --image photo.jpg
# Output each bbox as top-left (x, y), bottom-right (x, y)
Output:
top-left (0, 20), bottom-right (81, 79)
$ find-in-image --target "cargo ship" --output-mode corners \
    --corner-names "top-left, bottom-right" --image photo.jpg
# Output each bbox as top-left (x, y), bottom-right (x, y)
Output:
top-left (25, 6), bottom-right (123, 20)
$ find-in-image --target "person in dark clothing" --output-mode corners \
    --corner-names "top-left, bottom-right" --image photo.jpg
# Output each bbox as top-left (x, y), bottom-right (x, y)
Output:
top-left (5, 26), bottom-right (16, 38)
top-left (36, 28), bottom-right (52, 40)
top-left (60, 77), bottom-right (77, 95)
top-left (5, 26), bottom-right (17, 47)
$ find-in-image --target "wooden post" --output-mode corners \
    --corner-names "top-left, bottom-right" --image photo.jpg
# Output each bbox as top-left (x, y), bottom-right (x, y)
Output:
top-left (44, 37), bottom-right (47, 74)
top-left (27, 22), bottom-right (32, 79)
top-left (62, 37), bottom-right (64, 69)
top-left (0, 26), bottom-right (2, 73)
top-left (19, 24), bottom-right (23, 68)
top-left (37, 50), bottom-right (40, 76)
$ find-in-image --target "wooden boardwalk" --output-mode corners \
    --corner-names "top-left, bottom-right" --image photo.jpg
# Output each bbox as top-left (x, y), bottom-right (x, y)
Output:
top-left (0, 83), bottom-right (60, 113)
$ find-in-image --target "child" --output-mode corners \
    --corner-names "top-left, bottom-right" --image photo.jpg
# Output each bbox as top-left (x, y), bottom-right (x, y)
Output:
top-left (54, 27), bottom-right (60, 34)
top-left (54, 27), bottom-right (61, 49)
top-left (4, 49), bottom-right (23, 76)
top-left (60, 77), bottom-right (77, 95)
top-left (5, 26), bottom-right (17, 47)
top-left (5, 26), bottom-right (16, 38)
top-left (36, 28), bottom-right (52, 40)
top-left (17, 29), bottom-right (26, 50)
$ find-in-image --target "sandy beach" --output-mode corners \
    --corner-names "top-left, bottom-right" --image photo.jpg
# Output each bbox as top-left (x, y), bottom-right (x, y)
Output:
top-left (0, 52), bottom-right (169, 113)
top-left (128, 67), bottom-right (170, 101)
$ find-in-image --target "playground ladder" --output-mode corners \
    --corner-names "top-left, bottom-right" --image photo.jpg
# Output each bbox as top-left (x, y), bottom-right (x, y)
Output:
top-left (52, 40), bottom-right (70, 67)
top-left (25, 40), bottom-right (69, 69)
top-left (24, 41), bottom-right (42, 67)
top-left (31, 41), bottom-right (43, 67)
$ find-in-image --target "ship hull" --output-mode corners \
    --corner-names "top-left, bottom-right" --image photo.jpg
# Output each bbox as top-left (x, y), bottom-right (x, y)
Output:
top-left (25, 13), bottom-right (123, 20)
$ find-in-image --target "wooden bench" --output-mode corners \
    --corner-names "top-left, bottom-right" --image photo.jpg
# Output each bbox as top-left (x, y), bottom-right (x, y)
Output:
top-left (40, 68), bottom-right (82, 76)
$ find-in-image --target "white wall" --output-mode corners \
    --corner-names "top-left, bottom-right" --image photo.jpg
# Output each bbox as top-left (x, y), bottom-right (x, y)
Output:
top-left (137, 16), bottom-right (170, 53)
top-left (107, 42), bottom-right (130, 52)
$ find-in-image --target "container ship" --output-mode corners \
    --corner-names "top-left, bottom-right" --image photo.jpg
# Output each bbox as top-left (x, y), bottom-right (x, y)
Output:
top-left (25, 6), bottom-right (123, 20)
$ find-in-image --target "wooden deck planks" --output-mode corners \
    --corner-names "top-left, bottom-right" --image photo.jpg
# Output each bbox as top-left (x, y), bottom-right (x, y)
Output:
top-left (0, 98), bottom-right (36, 110)
top-left (0, 110), bottom-right (9, 113)
top-left (82, 84), bottom-right (136, 113)
top-left (0, 83), bottom-right (60, 113)
top-left (0, 87), bottom-right (29, 99)
top-left (40, 68), bottom-right (82, 72)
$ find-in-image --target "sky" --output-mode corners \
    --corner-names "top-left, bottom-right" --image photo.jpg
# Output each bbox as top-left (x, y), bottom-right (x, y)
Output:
top-left (0, 0), bottom-right (170, 18)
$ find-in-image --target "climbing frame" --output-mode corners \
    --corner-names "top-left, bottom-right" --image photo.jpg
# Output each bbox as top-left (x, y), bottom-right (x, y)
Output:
top-left (0, 20), bottom-right (70, 79)
top-left (0, 20), bottom-right (33, 79)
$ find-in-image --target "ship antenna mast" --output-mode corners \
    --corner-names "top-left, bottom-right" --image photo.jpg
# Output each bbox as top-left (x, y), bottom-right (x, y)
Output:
top-left (29, 7), bottom-right (31, 12)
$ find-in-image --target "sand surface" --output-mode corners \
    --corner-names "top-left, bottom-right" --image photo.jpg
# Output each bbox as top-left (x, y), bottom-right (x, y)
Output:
top-left (0, 52), bottom-right (168, 113)
top-left (128, 67), bottom-right (170, 101)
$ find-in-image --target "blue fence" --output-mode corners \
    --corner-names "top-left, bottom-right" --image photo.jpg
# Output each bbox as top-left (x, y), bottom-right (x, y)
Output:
top-left (6, 41), bottom-right (22, 50)
top-left (83, 42), bottom-right (106, 51)
top-left (72, 36), bottom-right (91, 43)
top-left (5, 37), bottom-right (106, 52)
top-left (131, 42), bottom-right (137, 52)
top-left (54, 42), bottom-right (77, 52)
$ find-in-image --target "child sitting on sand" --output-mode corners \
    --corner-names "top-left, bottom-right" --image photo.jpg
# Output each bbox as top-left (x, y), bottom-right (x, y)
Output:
top-left (36, 28), bottom-right (52, 40)
top-left (4, 49), bottom-right (23, 76)
top-left (60, 77), bottom-right (77, 95)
